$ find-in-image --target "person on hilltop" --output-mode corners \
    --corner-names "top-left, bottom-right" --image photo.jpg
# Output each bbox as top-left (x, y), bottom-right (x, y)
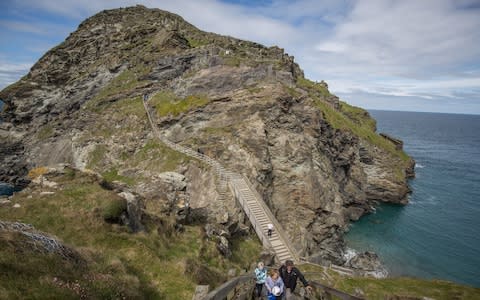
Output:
top-left (265, 269), bottom-right (284, 300)
top-left (254, 261), bottom-right (267, 299)
top-left (279, 260), bottom-right (312, 299)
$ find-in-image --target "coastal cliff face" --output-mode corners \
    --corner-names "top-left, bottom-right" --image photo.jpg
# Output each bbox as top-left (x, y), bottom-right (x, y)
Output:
top-left (0, 5), bottom-right (414, 265)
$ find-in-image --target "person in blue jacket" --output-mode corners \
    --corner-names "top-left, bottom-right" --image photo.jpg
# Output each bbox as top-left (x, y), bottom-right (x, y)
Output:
top-left (254, 261), bottom-right (267, 299)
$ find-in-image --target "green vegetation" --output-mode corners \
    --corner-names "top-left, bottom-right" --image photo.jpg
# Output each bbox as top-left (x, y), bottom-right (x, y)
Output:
top-left (102, 197), bottom-right (127, 223)
top-left (131, 140), bottom-right (192, 172)
top-left (340, 101), bottom-right (376, 131)
top-left (110, 95), bottom-right (146, 118)
top-left (313, 98), bottom-right (409, 163)
top-left (222, 55), bottom-right (242, 67)
top-left (86, 65), bottom-right (151, 112)
top-left (300, 263), bottom-right (480, 300)
top-left (297, 77), bottom-right (330, 98)
top-left (101, 168), bottom-right (136, 186)
top-left (298, 77), bottom-right (409, 165)
top-left (150, 91), bottom-right (210, 117)
top-left (36, 125), bottom-right (54, 140)
top-left (284, 85), bottom-right (301, 98)
top-left (186, 37), bottom-right (209, 48)
top-left (87, 145), bottom-right (107, 169)
top-left (0, 169), bottom-right (263, 299)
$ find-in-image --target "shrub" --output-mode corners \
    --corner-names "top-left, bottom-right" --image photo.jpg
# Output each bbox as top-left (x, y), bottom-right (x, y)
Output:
top-left (102, 198), bottom-right (127, 223)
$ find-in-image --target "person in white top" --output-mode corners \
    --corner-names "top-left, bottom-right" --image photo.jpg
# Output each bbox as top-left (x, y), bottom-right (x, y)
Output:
top-left (267, 223), bottom-right (273, 237)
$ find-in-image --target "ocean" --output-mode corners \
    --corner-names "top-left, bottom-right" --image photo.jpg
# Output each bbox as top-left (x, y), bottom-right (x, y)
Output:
top-left (345, 110), bottom-right (480, 288)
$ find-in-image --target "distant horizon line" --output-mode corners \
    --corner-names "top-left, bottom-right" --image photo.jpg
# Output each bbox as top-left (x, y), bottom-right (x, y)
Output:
top-left (366, 108), bottom-right (480, 116)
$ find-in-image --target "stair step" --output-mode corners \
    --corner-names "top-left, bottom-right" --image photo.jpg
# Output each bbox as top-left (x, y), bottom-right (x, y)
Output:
top-left (275, 249), bottom-right (289, 255)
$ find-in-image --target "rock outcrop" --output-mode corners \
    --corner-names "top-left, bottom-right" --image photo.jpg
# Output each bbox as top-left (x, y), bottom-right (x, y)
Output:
top-left (0, 5), bottom-right (414, 266)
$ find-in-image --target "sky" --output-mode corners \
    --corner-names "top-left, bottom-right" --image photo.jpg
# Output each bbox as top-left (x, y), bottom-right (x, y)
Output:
top-left (1, 0), bottom-right (480, 114)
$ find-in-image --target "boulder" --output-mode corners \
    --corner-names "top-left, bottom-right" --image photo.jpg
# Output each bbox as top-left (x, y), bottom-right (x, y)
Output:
top-left (346, 251), bottom-right (388, 278)
top-left (157, 172), bottom-right (186, 191)
top-left (217, 236), bottom-right (231, 257)
top-left (118, 191), bottom-right (145, 232)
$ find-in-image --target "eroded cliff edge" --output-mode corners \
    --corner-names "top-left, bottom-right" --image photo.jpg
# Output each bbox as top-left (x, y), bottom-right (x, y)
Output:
top-left (0, 5), bottom-right (414, 266)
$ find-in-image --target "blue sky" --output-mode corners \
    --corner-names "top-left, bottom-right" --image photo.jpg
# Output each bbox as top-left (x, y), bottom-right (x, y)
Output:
top-left (1, 0), bottom-right (480, 114)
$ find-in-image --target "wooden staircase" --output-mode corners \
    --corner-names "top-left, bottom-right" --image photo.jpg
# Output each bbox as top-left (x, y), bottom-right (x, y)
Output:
top-left (142, 98), bottom-right (298, 263)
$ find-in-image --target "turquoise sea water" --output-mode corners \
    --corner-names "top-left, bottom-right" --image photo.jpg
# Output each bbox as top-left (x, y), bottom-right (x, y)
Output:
top-left (345, 110), bottom-right (480, 288)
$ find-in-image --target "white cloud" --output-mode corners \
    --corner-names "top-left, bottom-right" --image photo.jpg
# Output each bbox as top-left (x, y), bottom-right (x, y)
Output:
top-left (0, 61), bottom-right (32, 89)
top-left (1, 0), bottom-right (479, 113)
top-left (314, 0), bottom-right (480, 78)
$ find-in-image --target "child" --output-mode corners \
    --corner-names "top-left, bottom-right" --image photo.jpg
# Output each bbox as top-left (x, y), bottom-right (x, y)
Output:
top-left (265, 269), bottom-right (284, 300)
top-left (254, 262), bottom-right (267, 299)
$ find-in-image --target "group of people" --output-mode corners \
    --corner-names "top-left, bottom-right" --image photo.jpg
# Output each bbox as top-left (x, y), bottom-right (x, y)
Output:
top-left (254, 260), bottom-right (312, 300)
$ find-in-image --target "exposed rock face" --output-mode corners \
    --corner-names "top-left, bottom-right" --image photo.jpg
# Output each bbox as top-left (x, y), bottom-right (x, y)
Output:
top-left (0, 221), bottom-right (82, 262)
top-left (346, 251), bottom-right (388, 278)
top-left (0, 5), bottom-right (414, 266)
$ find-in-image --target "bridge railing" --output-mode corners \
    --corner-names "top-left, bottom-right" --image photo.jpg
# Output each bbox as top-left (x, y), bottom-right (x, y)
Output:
top-left (203, 275), bottom-right (254, 300)
top-left (229, 178), bottom-right (273, 252)
top-left (239, 174), bottom-right (299, 263)
top-left (201, 274), bottom-right (364, 300)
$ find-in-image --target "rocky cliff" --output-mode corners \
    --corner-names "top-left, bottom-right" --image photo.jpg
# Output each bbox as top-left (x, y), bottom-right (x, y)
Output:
top-left (0, 5), bottom-right (414, 265)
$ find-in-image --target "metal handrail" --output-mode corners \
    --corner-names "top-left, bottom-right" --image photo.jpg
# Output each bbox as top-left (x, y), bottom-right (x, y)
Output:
top-left (240, 174), bottom-right (299, 262)
top-left (203, 275), bottom-right (253, 300)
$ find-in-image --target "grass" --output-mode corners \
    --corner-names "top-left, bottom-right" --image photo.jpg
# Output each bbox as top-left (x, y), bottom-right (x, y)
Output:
top-left (336, 277), bottom-right (480, 300)
top-left (101, 168), bottom-right (136, 186)
top-left (313, 99), bottom-right (409, 163)
top-left (340, 101), bottom-right (377, 131)
top-left (284, 85), bottom-right (302, 98)
top-left (297, 76), bottom-right (410, 168)
top-left (186, 37), bottom-right (210, 48)
top-left (110, 96), bottom-right (146, 118)
top-left (87, 145), bottom-right (107, 169)
top-left (86, 65), bottom-right (151, 112)
top-left (0, 169), bottom-right (264, 299)
top-left (36, 125), bottom-right (54, 140)
top-left (299, 263), bottom-right (480, 300)
top-left (297, 77), bottom-right (330, 98)
top-left (150, 91), bottom-right (210, 118)
top-left (130, 140), bottom-right (192, 172)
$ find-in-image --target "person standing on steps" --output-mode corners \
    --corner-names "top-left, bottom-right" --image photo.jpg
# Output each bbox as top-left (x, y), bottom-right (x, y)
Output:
top-left (254, 261), bottom-right (267, 299)
top-left (279, 260), bottom-right (312, 299)
top-left (265, 269), bottom-right (284, 300)
top-left (267, 223), bottom-right (273, 237)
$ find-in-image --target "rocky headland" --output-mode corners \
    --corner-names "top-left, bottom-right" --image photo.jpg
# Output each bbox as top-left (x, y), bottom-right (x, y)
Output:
top-left (0, 5), bottom-right (415, 273)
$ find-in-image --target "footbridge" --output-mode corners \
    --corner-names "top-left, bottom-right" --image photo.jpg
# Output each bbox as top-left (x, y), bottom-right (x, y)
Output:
top-left (143, 98), bottom-right (298, 263)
